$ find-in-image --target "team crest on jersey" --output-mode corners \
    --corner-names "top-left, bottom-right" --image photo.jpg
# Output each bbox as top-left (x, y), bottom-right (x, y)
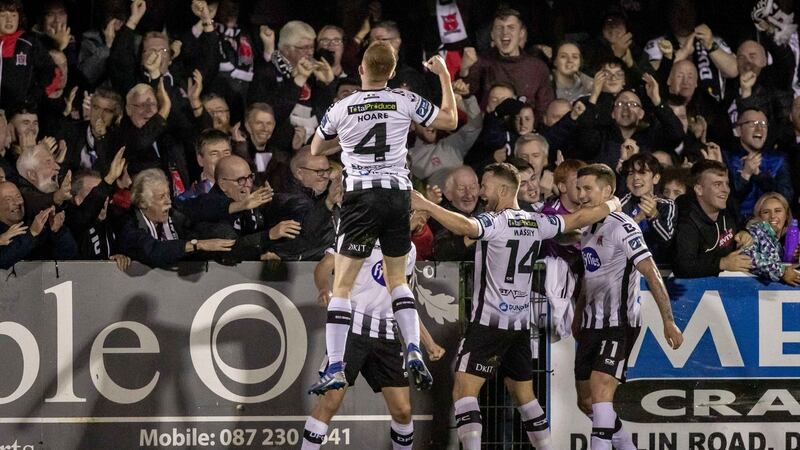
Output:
top-left (16, 52), bottom-right (27, 66)
top-left (628, 236), bottom-right (643, 250)
top-left (416, 98), bottom-right (431, 118)
top-left (371, 261), bottom-right (386, 286)
top-left (596, 236), bottom-right (604, 246)
top-left (582, 247), bottom-right (602, 272)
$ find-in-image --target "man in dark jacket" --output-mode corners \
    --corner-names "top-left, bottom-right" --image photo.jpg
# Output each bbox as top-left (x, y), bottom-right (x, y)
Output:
top-left (188, 155), bottom-right (299, 261)
top-left (61, 88), bottom-right (123, 173)
top-left (64, 148), bottom-right (127, 262)
top-left (619, 153), bottom-right (676, 264)
top-left (264, 148), bottom-right (336, 261)
top-left (726, 108), bottom-right (793, 219)
top-left (249, 20), bottom-right (336, 122)
top-left (15, 143), bottom-right (72, 221)
top-left (575, 81), bottom-right (685, 170)
top-left (0, 0), bottom-right (54, 111)
top-left (673, 160), bottom-right (752, 278)
top-left (0, 181), bottom-right (76, 268)
top-left (431, 165), bottom-right (483, 261)
top-left (98, 82), bottom-right (190, 198)
top-left (116, 168), bottom-right (235, 268)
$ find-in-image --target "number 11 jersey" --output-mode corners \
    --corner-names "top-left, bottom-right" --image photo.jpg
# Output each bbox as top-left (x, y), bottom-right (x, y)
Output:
top-left (316, 88), bottom-right (439, 192)
top-left (472, 209), bottom-right (565, 330)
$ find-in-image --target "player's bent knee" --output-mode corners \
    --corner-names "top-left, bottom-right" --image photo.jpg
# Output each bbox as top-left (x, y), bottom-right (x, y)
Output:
top-left (389, 404), bottom-right (412, 424)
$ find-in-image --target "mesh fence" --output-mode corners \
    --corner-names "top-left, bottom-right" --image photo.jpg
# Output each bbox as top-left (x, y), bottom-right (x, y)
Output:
top-left (458, 262), bottom-right (551, 449)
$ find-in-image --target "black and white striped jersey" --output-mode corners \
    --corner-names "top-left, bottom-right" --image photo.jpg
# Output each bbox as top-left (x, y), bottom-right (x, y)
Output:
top-left (316, 87), bottom-right (439, 192)
top-left (580, 212), bottom-right (652, 329)
top-left (471, 209), bottom-right (564, 330)
top-left (326, 242), bottom-right (416, 341)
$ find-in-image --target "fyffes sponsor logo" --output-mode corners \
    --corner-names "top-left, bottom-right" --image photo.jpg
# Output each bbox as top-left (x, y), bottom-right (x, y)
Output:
top-left (582, 247), bottom-right (602, 272)
top-left (372, 261), bottom-right (386, 287)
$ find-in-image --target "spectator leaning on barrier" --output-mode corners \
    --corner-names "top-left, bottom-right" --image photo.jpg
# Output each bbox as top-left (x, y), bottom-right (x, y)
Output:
top-left (261, 148), bottom-right (335, 261)
top-left (117, 168), bottom-right (234, 268)
top-left (619, 153), bottom-right (676, 265)
top-left (431, 165), bottom-right (482, 261)
top-left (0, 181), bottom-right (76, 269)
top-left (64, 148), bottom-right (127, 263)
top-left (743, 192), bottom-right (800, 285)
top-left (673, 160), bottom-right (753, 278)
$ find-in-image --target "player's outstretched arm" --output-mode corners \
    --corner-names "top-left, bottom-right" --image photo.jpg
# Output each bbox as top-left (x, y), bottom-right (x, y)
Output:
top-left (310, 133), bottom-right (341, 156)
top-left (424, 56), bottom-right (458, 131)
top-left (419, 320), bottom-right (445, 361)
top-left (560, 197), bottom-right (621, 232)
top-left (636, 256), bottom-right (683, 350)
top-left (410, 190), bottom-right (479, 238)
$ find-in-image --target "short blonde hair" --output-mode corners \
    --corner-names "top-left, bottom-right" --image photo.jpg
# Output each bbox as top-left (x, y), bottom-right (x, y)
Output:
top-left (131, 168), bottom-right (168, 210)
top-left (278, 20), bottom-right (316, 51)
top-left (362, 41), bottom-right (396, 82)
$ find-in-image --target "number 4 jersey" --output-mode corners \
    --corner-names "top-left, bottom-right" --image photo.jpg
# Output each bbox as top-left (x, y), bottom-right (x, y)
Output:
top-left (472, 209), bottom-right (565, 330)
top-left (316, 88), bottom-right (439, 192)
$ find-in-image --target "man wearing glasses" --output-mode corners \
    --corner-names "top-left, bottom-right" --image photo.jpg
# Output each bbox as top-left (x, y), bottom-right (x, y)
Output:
top-left (726, 108), bottom-right (793, 219)
top-left (575, 74), bottom-right (685, 170)
top-left (97, 81), bottom-right (190, 198)
top-left (316, 25), bottom-right (348, 79)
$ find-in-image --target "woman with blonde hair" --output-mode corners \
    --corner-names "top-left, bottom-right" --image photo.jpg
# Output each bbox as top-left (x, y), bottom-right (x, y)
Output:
top-left (743, 192), bottom-right (800, 285)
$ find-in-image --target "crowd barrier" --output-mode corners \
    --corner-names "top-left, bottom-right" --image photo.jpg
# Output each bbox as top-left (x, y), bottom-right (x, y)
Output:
top-left (550, 273), bottom-right (800, 450)
top-left (0, 261), bottom-right (462, 449)
top-left (1, 263), bottom-right (798, 449)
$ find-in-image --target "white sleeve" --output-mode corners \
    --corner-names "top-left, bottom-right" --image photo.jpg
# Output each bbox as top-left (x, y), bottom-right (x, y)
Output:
top-left (616, 222), bottom-right (652, 266)
top-left (534, 213), bottom-right (565, 240)
top-left (316, 104), bottom-right (340, 140)
top-left (405, 91), bottom-right (440, 128)
top-left (644, 37), bottom-right (663, 61)
top-left (475, 212), bottom-right (501, 241)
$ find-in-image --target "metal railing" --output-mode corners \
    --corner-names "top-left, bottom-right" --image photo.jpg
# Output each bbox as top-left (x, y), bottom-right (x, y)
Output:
top-left (458, 262), bottom-right (550, 449)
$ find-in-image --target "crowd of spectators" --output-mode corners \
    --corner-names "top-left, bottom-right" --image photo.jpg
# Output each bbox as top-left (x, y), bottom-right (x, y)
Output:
top-left (1, 0), bottom-right (800, 285)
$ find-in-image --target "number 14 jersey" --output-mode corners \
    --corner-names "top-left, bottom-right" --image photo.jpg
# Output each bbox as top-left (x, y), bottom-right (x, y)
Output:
top-left (316, 88), bottom-right (439, 192)
top-left (472, 209), bottom-right (565, 330)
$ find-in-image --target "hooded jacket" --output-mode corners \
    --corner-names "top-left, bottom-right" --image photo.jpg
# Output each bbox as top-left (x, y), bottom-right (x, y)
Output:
top-left (673, 192), bottom-right (739, 278)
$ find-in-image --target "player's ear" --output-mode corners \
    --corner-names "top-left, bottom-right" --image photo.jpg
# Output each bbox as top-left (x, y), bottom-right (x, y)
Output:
top-left (358, 64), bottom-right (365, 77)
top-left (388, 69), bottom-right (396, 81)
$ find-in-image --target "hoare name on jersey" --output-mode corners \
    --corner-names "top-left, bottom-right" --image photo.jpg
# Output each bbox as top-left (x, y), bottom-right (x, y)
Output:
top-left (347, 101), bottom-right (397, 122)
top-left (508, 217), bottom-right (539, 236)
